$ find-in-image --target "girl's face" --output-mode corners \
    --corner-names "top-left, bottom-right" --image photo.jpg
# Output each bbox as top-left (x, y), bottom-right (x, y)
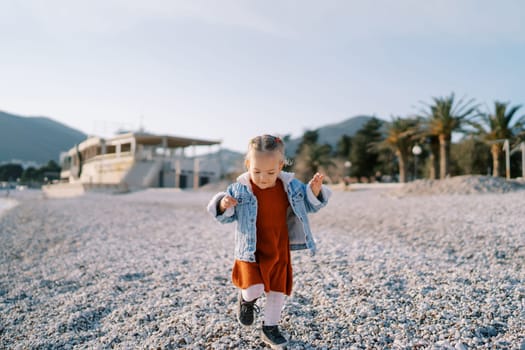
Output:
top-left (245, 151), bottom-right (284, 189)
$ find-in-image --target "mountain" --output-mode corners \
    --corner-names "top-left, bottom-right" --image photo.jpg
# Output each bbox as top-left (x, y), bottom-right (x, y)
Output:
top-left (199, 148), bottom-right (244, 175)
top-left (199, 115), bottom-right (376, 175)
top-left (0, 110), bottom-right (87, 165)
top-left (0, 111), bottom-right (374, 168)
top-left (285, 115), bottom-right (374, 156)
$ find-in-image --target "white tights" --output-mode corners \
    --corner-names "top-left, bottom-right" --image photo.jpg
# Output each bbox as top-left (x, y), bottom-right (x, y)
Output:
top-left (241, 284), bottom-right (285, 326)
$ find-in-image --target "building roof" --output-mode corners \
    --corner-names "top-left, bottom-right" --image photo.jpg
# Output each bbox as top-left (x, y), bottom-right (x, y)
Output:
top-left (112, 132), bottom-right (221, 148)
top-left (102, 132), bottom-right (222, 148)
top-left (68, 133), bottom-right (221, 155)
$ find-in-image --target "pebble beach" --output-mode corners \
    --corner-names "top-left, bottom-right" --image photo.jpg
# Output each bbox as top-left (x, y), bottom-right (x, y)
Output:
top-left (1, 177), bottom-right (524, 349)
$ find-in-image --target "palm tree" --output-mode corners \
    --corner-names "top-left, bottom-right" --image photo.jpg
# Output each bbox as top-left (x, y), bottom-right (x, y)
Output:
top-left (470, 101), bottom-right (525, 177)
top-left (373, 116), bottom-right (419, 183)
top-left (420, 93), bottom-right (478, 179)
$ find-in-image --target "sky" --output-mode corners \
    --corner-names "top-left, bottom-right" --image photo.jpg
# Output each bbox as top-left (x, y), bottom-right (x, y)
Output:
top-left (1, 0), bottom-right (524, 153)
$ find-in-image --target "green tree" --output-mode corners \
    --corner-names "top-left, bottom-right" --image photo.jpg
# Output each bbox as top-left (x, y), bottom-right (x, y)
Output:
top-left (19, 160), bottom-right (60, 184)
top-left (420, 93), bottom-right (478, 179)
top-left (0, 164), bottom-right (23, 182)
top-left (21, 167), bottom-right (37, 183)
top-left (295, 130), bottom-right (319, 155)
top-left (349, 118), bottom-right (384, 180)
top-left (424, 135), bottom-right (440, 180)
top-left (450, 137), bottom-right (491, 175)
top-left (470, 101), bottom-right (525, 177)
top-left (40, 160), bottom-right (61, 183)
top-left (293, 130), bottom-right (335, 181)
top-left (373, 116), bottom-right (419, 183)
top-left (336, 135), bottom-right (352, 159)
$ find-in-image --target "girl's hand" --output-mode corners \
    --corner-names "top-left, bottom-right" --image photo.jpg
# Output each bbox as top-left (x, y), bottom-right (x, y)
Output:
top-left (219, 195), bottom-right (238, 213)
top-left (309, 172), bottom-right (324, 197)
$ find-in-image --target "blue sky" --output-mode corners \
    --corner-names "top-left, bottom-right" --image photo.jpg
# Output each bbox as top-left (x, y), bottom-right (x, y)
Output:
top-left (1, 1), bottom-right (524, 152)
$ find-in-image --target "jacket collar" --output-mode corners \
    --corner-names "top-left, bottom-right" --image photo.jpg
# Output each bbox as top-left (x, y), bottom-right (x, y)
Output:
top-left (236, 171), bottom-right (295, 190)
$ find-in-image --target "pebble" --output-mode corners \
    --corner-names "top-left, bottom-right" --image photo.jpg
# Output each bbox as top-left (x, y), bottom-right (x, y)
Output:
top-left (0, 179), bottom-right (524, 349)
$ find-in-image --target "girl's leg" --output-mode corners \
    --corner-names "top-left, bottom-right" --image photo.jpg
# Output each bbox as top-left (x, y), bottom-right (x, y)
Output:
top-left (263, 291), bottom-right (285, 326)
top-left (238, 283), bottom-right (264, 327)
top-left (242, 283), bottom-right (264, 302)
top-left (261, 291), bottom-right (288, 348)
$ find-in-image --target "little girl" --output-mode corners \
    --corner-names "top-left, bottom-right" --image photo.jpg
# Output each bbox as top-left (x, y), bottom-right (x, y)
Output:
top-left (207, 134), bottom-right (331, 349)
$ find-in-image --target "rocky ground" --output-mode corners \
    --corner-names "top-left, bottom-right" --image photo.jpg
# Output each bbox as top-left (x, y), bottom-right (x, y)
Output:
top-left (0, 177), bottom-right (524, 349)
top-left (390, 175), bottom-right (525, 196)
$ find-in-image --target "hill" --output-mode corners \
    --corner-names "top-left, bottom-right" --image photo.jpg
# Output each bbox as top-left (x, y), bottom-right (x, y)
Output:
top-left (285, 115), bottom-right (373, 156)
top-left (199, 148), bottom-right (244, 175)
top-left (0, 110), bottom-right (87, 165)
top-left (0, 112), bottom-right (374, 167)
top-left (198, 115), bottom-right (376, 176)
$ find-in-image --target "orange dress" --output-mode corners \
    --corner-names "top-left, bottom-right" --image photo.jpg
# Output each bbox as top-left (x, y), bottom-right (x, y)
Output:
top-left (231, 178), bottom-right (293, 295)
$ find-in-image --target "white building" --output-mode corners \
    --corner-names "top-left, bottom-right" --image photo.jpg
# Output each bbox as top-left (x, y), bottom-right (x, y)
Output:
top-left (45, 132), bottom-right (222, 196)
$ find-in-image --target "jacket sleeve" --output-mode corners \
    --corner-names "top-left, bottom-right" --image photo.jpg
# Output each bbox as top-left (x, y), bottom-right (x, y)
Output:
top-left (304, 182), bottom-right (331, 213)
top-left (206, 187), bottom-right (237, 224)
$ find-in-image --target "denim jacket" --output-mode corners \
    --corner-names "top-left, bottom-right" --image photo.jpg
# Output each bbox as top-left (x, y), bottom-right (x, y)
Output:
top-left (206, 171), bottom-right (331, 262)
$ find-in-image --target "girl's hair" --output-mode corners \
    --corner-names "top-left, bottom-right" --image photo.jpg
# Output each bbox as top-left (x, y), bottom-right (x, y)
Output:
top-left (246, 134), bottom-right (286, 161)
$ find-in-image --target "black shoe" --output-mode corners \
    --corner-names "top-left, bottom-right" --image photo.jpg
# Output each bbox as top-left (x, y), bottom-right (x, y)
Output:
top-left (237, 292), bottom-right (259, 326)
top-left (261, 323), bottom-right (288, 349)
